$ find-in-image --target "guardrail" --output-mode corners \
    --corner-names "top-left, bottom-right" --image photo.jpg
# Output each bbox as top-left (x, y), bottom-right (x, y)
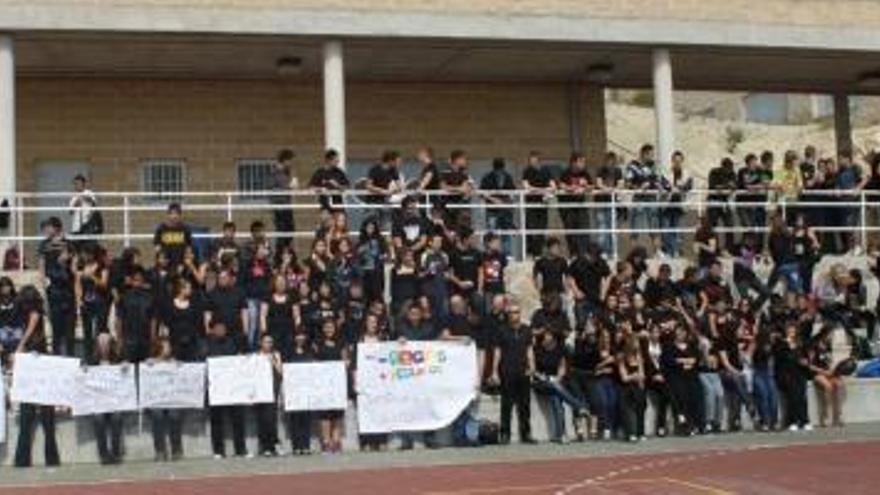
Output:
top-left (0, 188), bottom-right (878, 269)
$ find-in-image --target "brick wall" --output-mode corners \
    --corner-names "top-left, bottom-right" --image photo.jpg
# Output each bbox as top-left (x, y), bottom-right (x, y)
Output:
top-left (14, 77), bottom-right (605, 255)
top-left (6, 0), bottom-right (876, 29)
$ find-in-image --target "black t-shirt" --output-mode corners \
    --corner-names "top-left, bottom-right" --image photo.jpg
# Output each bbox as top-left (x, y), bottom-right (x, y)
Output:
top-left (420, 162), bottom-right (441, 191)
top-left (530, 308), bottom-right (571, 338)
top-left (165, 300), bottom-right (203, 352)
top-left (708, 166), bottom-right (737, 200)
top-left (701, 276), bottom-right (733, 306)
top-left (451, 247), bottom-right (482, 291)
top-left (496, 324), bottom-right (532, 377)
top-left (480, 169), bottom-right (515, 203)
top-left (522, 165), bottom-right (552, 202)
top-left (443, 313), bottom-right (472, 339)
top-left (558, 168), bottom-right (591, 203)
top-left (533, 255), bottom-right (568, 294)
top-left (737, 167), bottom-right (764, 203)
top-left (719, 332), bottom-right (742, 371)
top-left (534, 344), bottom-right (564, 376)
top-left (153, 222), bottom-right (193, 267)
top-left (595, 165), bottom-right (622, 203)
top-left (442, 167), bottom-right (470, 204)
top-left (367, 164), bottom-right (399, 204)
top-left (694, 228), bottom-right (718, 268)
top-left (392, 215), bottom-right (428, 248)
top-left (480, 251), bottom-right (507, 294)
top-left (567, 256), bottom-right (610, 304)
top-left (118, 286), bottom-right (154, 345)
top-left (207, 287), bottom-right (247, 334)
top-left (309, 166), bottom-right (350, 210)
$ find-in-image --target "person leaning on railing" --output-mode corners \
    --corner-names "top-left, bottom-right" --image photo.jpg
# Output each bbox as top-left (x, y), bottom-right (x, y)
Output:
top-left (308, 148), bottom-right (349, 213)
top-left (269, 149), bottom-right (297, 252)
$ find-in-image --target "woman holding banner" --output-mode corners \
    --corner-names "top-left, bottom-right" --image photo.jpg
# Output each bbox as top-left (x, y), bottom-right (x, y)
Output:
top-left (314, 319), bottom-right (348, 453)
top-left (256, 333), bottom-right (282, 457)
top-left (13, 285), bottom-right (61, 468)
top-left (90, 333), bottom-right (125, 465)
top-left (147, 338), bottom-right (185, 462)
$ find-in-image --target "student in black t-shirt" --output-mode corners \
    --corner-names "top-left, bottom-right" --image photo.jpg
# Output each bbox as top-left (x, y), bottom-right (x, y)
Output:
top-left (206, 269), bottom-right (248, 351)
top-left (146, 337), bottom-right (185, 462)
top-left (287, 328), bottom-right (314, 455)
top-left (14, 285), bottom-right (61, 468)
top-left (270, 149), bottom-right (296, 252)
top-left (392, 196), bottom-right (429, 256)
top-left (717, 314), bottom-right (756, 431)
top-left (558, 152), bottom-right (593, 254)
top-left (89, 333), bottom-right (127, 465)
top-left (309, 148), bottom-right (350, 212)
top-left (206, 320), bottom-right (248, 458)
top-left (521, 151), bottom-right (556, 258)
top-left (532, 331), bottom-right (587, 443)
top-left (478, 234), bottom-right (508, 312)
top-left (595, 152), bottom-right (623, 256)
top-left (314, 319), bottom-right (348, 453)
top-left (255, 333), bottom-right (282, 457)
top-left (567, 243), bottom-right (610, 330)
top-left (480, 158), bottom-right (516, 255)
top-left (416, 146), bottom-right (441, 206)
top-left (449, 228), bottom-right (482, 310)
top-left (532, 238), bottom-right (568, 296)
top-left (366, 150), bottom-right (403, 225)
top-left (440, 150), bottom-right (474, 228)
top-left (116, 266), bottom-right (156, 363)
top-left (153, 203), bottom-right (193, 269)
top-left (164, 278), bottom-right (203, 362)
top-left (38, 217), bottom-right (77, 357)
top-left (490, 304), bottom-right (536, 444)
top-left (706, 158), bottom-right (737, 251)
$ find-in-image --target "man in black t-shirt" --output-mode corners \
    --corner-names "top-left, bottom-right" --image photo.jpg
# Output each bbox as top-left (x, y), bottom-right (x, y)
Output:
top-left (153, 203), bottom-right (193, 269)
top-left (38, 217), bottom-right (77, 357)
top-left (440, 149), bottom-right (473, 228)
top-left (532, 238), bottom-right (568, 295)
top-left (270, 149), bottom-right (296, 251)
top-left (116, 267), bottom-right (156, 363)
top-left (479, 233), bottom-right (508, 296)
top-left (204, 269), bottom-right (248, 350)
top-left (566, 243), bottom-right (610, 329)
top-left (480, 158), bottom-right (517, 254)
top-left (366, 150), bottom-right (402, 205)
top-left (594, 152), bottom-right (623, 256)
top-left (521, 151), bottom-right (555, 258)
top-left (707, 158), bottom-right (737, 251)
top-left (308, 148), bottom-right (350, 212)
top-left (491, 304), bottom-right (536, 444)
top-left (449, 228), bottom-right (482, 303)
top-left (558, 152), bottom-right (593, 254)
top-left (392, 196), bottom-right (429, 255)
top-left (736, 153), bottom-right (766, 247)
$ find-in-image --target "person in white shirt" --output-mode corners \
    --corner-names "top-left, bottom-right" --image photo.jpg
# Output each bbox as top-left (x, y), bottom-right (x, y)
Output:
top-left (69, 174), bottom-right (98, 250)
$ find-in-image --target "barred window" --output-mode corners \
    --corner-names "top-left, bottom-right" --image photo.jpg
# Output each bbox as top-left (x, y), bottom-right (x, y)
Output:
top-left (236, 158), bottom-right (275, 199)
top-left (141, 159), bottom-right (186, 200)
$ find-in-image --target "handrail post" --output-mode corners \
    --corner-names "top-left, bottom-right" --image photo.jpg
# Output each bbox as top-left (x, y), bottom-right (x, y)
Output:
top-left (16, 196), bottom-right (24, 271)
top-left (861, 191), bottom-right (868, 252)
top-left (518, 191), bottom-right (527, 261)
top-left (611, 191), bottom-right (619, 261)
top-left (123, 196), bottom-right (131, 248)
top-left (780, 197), bottom-right (787, 224)
top-left (226, 194), bottom-right (233, 222)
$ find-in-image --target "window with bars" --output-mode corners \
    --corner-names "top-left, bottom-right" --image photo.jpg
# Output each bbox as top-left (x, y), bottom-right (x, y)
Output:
top-left (236, 158), bottom-right (275, 200)
top-left (141, 159), bottom-right (186, 200)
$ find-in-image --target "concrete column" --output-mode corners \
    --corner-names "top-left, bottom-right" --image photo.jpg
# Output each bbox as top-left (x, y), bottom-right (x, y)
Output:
top-left (0, 35), bottom-right (14, 201)
top-left (834, 94), bottom-right (853, 157)
top-left (323, 40), bottom-right (346, 167)
top-left (580, 84), bottom-right (607, 168)
top-left (652, 49), bottom-right (675, 172)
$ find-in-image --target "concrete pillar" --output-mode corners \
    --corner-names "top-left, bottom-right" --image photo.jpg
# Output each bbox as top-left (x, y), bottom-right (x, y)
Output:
top-left (834, 94), bottom-right (853, 157)
top-left (0, 35), bottom-right (14, 200)
top-left (580, 84), bottom-right (607, 168)
top-left (323, 40), bottom-right (346, 167)
top-left (652, 49), bottom-right (675, 172)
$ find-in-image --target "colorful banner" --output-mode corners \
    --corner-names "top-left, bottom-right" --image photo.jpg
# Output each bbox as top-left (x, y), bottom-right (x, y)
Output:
top-left (283, 361), bottom-right (347, 412)
top-left (10, 353), bottom-right (81, 407)
top-left (138, 362), bottom-right (206, 409)
top-left (73, 364), bottom-right (138, 416)
top-left (356, 341), bottom-right (478, 434)
top-left (207, 354), bottom-right (274, 406)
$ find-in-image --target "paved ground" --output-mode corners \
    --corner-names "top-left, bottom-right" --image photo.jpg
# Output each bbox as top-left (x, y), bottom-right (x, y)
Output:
top-left (1, 423), bottom-right (878, 494)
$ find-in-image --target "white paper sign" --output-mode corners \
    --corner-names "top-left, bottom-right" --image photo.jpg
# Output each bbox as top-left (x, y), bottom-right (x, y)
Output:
top-left (138, 362), bottom-right (206, 409)
top-left (356, 341), bottom-right (478, 434)
top-left (10, 353), bottom-right (81, 407)
top-left (208, 354), bottom-right (274, 406)
top-left (73, 364), bottom-right (138, 416)
top-left (283, 361), bottom-right (347, 412)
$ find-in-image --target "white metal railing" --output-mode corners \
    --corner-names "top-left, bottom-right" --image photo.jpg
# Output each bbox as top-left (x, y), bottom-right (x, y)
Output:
top-left (1, 188), bottom-right (879, 269)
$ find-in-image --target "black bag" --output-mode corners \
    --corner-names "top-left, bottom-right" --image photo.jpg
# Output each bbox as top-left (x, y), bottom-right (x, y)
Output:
top-left (80, 210), bottom-right (104, 235)
top-left (478, 420), bottom-right (500, 445)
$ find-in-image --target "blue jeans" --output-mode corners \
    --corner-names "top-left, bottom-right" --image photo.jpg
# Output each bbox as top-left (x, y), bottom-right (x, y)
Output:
top-left (630, 204), bottom-right (658, 242)
top-left (537, 379), bottom-right (586, 441)
top-left (589, 376), bottom-right (618, 433)
top-left (699, 372), bottom-right (724, 427)
top-left (768, 262), bottom-right (802, 294)
top-left (246, 298), bottom-right (261, 351)
top-left (573, 299), bottom-right (600, 333)
top-left (595, 207), bottom-right (614, 257)
top-left (752, 369), bottom-right (778, 428)
top-left (486, 212), bottom-right (515, 258)
top-left (661, 208), bottom-right (684, 256)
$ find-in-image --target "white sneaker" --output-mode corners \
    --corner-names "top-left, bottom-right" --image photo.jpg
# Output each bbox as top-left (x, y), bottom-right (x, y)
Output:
top-left (656, 250), bottom-right (668, 259)
top-left (788, 425), bottom-right (798, 432)
top-left (602, 429), bottom-right (612, 440)
top-left (851, 246), bottom-right (865, 256)
top-left (802, 424), bottom-right (814, 432)
top-left (213, 454), bottom-right (224, 460)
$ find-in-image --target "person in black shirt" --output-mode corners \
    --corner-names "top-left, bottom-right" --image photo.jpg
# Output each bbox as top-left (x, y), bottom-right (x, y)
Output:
top-left (532, 331), bottom-right (587, 443)
top-left (558, 152), bottom-right (593, 254)
top-left (0, 276), bottom-right (21, 367)
top-left (270, 149), bottom-right (296, 251)
top-left (165, 278), bottom-right (203, 362)
top-left (261, 274), bottom-right (297, 360)
top-left (116, 266), bottom-right (156, 363)
top-left (153, 203), bottom-right (193, 270)
top-left (314, 319), bottom-right (348, 453)
top-left (717, 318), bottom-right (756, 432)
top-left (286, 328), bottom-right (314, 454)
top-left (449, 228), bottom-right (482, 308)
top-left (14, 285), bottom-right (61, 468)
top-left (416, 146), bottom-right (441, 206)
top-left (774, 323), bottom-right (811, 430)
top-left (309, 148), bottom-right (350, 212)
top-left (366, 150), bottom-right (403, 207)
top-left (491, 304), bottom-right (536, 444)
top-left (241, 242), bottom-right (272, 350)
top-left (392, 196), bottom-right (429, 256)
top-left (38, 217), bottom-right (77, 357)
top-left (567, 243), bottom-right (610, 330)
top-left (595, 152), bottom-right (623, 256)
top-left (205, 269), bottom-right (248, 351)
top-left (530, 291), bottom-right (571, 342)
top-left (532, 238), bottom-right (568, 295)
top-left (206, 320), bottom-right (248, 458)
top-left (440, 149), bottom-right (473, 228)
top-left (767, 213), bottom-right (803, 295)
top-left (736, 153), bottom-right (767, 247)
top-left (521, 151), bottom-right (555, 258)
top-left (661, 324), bottom-right (703, 436)
top-left (707, 158), bottom-right (737, 251)
top-left (478, 234), bottom-right (508, 299)
top-left (480, 158), bottom-right (517, 255)
top-left (75, 245), bottom-right (111, 360)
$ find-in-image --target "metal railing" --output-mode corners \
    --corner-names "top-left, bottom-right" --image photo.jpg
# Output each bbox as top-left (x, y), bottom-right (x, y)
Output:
top-left (0, 187), bottom-right (878, 269)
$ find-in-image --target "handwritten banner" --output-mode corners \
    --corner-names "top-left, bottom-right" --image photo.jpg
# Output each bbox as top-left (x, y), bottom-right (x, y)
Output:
top-left (208, 354), bottom-right (274, 406)
top-left (283, 361), bottom-right (347, 412)
top-left (10, 353), bottom-right (80, 407)
top-left (139, 362), bottom-right (206, 409)
top-left (73, 365), bottom-right (138, 416)
top-left (356, 341), bottom-right (478, 434)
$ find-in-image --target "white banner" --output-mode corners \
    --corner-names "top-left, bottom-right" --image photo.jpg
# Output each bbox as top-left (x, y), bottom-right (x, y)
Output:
top-left (10, 353), bottom-right (80, 407)
top-left (73, 365), bottom-right (138, 416)
top-left (356, 341), bottom-right (478, 434)
top-left (283, 361), bottom-right (347, 412)
top-left (139, 362), bottom-right (206, 409)
top-left (208, 354), bottom-right (274, 406)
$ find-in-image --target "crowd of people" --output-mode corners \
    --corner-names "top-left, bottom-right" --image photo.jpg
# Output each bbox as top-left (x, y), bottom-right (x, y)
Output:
top-left (1, 143), bottom-right (875, 468)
